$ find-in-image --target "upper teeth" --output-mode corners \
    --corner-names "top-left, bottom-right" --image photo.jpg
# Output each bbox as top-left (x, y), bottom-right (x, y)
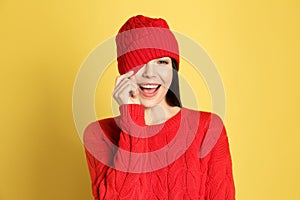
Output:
top-left (140, 84), bottom-right (159, 89)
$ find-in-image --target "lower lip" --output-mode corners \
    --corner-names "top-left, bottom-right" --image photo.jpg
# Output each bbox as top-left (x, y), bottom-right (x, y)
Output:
top-left (139, 86), bottom-right (160, 98)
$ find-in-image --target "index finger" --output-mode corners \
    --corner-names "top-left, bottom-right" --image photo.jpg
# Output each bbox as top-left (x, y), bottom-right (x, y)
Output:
top-left (115, 70), bottom-right (134, 86)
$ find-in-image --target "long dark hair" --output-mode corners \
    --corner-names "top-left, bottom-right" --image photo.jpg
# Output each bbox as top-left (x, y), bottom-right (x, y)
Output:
top-left (165, 58), bottom-right (182, 108)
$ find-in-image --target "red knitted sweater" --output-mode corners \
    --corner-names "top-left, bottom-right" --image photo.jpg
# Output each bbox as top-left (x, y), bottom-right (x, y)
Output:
top-left (84, 104), bottom-right (235, 200)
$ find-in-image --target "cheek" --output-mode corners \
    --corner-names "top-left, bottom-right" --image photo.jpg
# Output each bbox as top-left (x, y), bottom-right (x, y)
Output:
top-left (159, 68), bottom-right (173, 87)
top-left (134, 65), bottom-right (173, 88)
top-left (160, 86), bottom-right (169, 97)
top-left (134, 65), bottom-right (146, 80)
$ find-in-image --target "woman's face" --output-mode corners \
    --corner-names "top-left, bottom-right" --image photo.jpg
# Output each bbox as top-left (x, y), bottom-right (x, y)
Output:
top-left (133, 57), bottom-right (173, 108)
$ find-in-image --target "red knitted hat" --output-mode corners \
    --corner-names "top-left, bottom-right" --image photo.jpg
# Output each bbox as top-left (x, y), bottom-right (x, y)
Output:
top-left (116, 15), bottom-right (180, 75)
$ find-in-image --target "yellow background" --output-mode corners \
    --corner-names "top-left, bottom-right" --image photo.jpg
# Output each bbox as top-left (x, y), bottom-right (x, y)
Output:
top-left (1, 0), bottom-right (299, 199)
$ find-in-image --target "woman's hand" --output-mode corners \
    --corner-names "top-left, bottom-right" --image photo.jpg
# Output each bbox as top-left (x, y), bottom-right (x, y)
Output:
top-left (113, 71), bottom-right (140, 105)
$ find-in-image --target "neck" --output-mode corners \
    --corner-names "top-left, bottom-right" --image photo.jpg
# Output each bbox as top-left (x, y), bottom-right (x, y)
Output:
top-left (144, 100), bottom-right (181, 125)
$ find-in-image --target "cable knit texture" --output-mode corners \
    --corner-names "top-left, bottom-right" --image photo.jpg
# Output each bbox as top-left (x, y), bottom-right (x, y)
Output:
top-left (84, 104), bottom-right (235, 199)
top-left (116, 15), bottom-right (180, 75)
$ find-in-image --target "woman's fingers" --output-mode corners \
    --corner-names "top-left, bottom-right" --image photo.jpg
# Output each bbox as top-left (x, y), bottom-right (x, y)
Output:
top-left (113, 80), bottom-right (138, 104)
top-left (113, 71), bottom-right (140, 105)
top-left (113, 79), bottom-right (131, 100)
top-left (114, 79), bottom-right (137, 98)
top-left (114, 77), bottom-right (132, 94)
top-left (114, 70), bottom-right (134, 87)
top-left (128, 75), bottom-right (139, 98)
top-left (113, 71), bottom-right (135, 95)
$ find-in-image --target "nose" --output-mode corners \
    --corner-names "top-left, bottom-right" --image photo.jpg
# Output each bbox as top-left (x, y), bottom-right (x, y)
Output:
top-left (142, 63), bottom-right (156, 78)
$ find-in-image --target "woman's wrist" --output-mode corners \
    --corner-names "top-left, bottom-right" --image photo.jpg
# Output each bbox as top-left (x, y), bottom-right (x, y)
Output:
top-left (119, 104), bottom-right (145, 126)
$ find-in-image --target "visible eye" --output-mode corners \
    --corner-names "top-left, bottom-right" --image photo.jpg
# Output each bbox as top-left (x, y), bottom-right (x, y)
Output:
top-left (157, 60), bottom-right (169, 65)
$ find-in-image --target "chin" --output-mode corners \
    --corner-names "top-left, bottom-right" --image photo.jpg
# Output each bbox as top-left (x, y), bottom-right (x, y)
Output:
top-left (139, 99), bottom-right (161, 108)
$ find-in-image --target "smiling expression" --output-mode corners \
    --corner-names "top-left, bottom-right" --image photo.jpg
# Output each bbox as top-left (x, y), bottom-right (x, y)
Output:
top-left (133, 57), bottom-right (173, 108)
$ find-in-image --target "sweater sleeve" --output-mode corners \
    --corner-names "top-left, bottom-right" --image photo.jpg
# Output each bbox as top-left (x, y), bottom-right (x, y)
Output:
top-left (113, 104), bottom-right (147, 168)
top-left (104, 104), bottom-right (148, 198)
top-left (204, 114), bottom-right (235, 200)
top-left (84, 104), bottom-right (147, 199)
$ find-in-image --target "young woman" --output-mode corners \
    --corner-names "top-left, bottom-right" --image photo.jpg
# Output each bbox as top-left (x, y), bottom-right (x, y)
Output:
top-left (84, 15), bottom-right (235, 200)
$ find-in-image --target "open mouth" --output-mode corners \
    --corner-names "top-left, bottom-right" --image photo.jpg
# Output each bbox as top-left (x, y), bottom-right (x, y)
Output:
top-left (138, 84), bottom-right (161, 97)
